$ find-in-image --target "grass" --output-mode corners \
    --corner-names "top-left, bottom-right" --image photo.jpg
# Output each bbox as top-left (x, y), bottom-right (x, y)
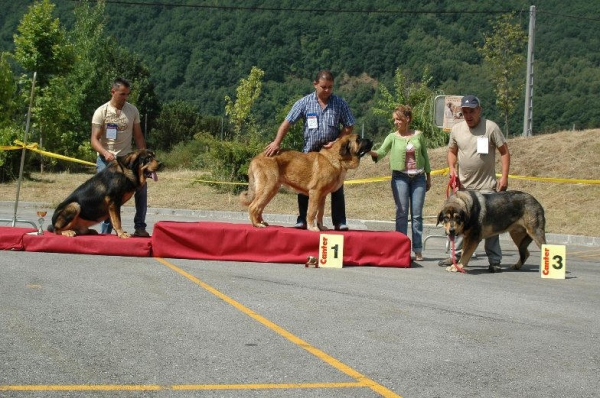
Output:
top-left (2, 129), bottom-right (599, 237)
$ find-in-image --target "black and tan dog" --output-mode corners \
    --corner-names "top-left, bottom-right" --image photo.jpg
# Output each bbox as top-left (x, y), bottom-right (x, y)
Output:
top-left (437, 190), bottom-right (547, 272)
top-left (48, 149), bottom-right (161, 238)
top-left (240, 134), bottom-right (373, 231)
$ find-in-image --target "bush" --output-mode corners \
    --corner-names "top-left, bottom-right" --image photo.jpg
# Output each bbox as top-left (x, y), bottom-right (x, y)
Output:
top-left (0, 126), bottom-right (27, 182)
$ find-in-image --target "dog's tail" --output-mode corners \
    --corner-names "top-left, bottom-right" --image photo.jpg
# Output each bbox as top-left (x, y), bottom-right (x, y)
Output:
top-left (239, 161), bottom-right (256, 207)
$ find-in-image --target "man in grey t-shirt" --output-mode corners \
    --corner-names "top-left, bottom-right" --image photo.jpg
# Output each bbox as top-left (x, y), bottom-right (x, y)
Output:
top-left (439, 95), bottom-right (511, 271)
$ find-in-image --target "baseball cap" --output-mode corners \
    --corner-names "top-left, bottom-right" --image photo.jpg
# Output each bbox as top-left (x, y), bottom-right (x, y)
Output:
top-left (461, 95), bottom-right (480, 108)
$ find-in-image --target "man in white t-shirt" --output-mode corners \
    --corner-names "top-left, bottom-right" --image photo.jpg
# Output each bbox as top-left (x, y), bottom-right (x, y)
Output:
top-left (439, 95), bottom-right (511, 271)
top-left (90, 77), bottom-right (150, 237)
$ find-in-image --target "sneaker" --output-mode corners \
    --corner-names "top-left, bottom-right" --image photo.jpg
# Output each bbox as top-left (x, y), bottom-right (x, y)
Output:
top-left (438, 255), bottom-right (460, 267)
top-left (293, 221), bottom-right (307, 229)
top-left (414, 253), bottom-right (424, 261)
top-left (133, 228), bottom-right (150, 237)
top-left (334, 223), bottom-right (349, 231)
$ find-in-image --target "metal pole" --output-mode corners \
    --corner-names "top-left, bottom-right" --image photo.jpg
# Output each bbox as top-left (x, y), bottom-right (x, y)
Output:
top-left (11, 72), bottom-right (37, 226)
top-left (522, 5), bottom-right (536, 137)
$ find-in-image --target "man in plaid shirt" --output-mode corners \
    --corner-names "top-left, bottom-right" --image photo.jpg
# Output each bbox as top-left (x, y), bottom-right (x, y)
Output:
top-left (264, 70), bottom-right (356, 230)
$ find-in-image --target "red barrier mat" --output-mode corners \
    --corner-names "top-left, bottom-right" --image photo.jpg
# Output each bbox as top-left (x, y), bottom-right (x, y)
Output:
top-left (21, 232), bottom-right (152, 257)
top-left (151, 221), bottom-right (411, 267)
top-left (0, 227), bottom-right (37, 251)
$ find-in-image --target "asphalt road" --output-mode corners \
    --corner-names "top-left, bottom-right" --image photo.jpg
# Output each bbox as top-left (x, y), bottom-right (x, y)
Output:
top-left (1, 203), bottom-right (600, 397)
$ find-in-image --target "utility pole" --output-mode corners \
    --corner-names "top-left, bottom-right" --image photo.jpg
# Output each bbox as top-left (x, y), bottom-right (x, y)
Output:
top-left (522, 5), bottom-right (536, 137)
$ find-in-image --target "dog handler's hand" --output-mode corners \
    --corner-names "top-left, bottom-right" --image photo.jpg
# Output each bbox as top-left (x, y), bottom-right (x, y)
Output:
top-left (103, 152), bottom-right (115, 162)
top-left (497, 176), bottom-right (509, 191)
top-left (322, 139), bottom-right (337, 149)
top-left (264, 142), bottom-right (280, 157)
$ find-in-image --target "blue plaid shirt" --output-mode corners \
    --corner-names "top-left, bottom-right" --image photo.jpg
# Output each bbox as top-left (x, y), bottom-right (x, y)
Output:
top-left (286, 92), bottom-right (355, 153)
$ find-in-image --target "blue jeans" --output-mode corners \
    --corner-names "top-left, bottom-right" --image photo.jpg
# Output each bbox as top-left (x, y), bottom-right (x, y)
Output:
top-left (391, 171), bottom-right (426, 253)
top-left (296, 185), bottom-right (346, 226)
top-left (96, 155), bottom-right (147, 234)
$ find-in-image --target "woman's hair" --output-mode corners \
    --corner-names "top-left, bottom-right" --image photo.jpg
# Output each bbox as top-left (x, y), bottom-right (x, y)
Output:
top-left (393, 104), bottom-right (412, 120)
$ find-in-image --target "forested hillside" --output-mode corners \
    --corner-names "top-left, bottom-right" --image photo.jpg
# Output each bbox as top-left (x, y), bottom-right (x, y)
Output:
top-left (1, 0), bottom-right (599, 137)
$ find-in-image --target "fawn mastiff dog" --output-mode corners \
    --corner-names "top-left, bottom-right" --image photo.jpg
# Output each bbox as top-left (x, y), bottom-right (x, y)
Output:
top-left (240, 134), bottom-right (373, 231)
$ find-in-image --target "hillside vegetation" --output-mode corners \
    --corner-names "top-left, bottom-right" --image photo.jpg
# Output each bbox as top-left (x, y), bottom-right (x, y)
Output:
top-left (2, 129), bottom-right (598, 237)
top-left (1, 0), bottom-right (599, 136)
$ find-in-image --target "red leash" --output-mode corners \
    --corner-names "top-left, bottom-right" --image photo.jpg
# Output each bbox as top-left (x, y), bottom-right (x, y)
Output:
top-left (446, 174), bottom-right (466, 273)
top-left (446, 173), bottom-right (459, 198)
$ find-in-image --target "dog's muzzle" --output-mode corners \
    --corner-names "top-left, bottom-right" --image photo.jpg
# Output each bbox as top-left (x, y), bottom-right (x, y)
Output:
top-left (357, 138), bottom-right (374, 157)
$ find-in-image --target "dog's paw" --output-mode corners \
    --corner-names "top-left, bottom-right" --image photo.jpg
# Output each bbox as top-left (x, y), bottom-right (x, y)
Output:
top-left (117, 231), bottom-right (131, 239)
top-left (510, 262), bottom-right (522, 270)
top-left (60, 230), bottom-right (77, 237)
top-left (446, 264), bottom-right (467, 273)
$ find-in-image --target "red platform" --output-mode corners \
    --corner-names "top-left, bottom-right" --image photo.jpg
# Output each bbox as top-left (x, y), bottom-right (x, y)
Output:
top-left (0, 227), bottom-right (152, 257)
top-left (151, 221), bottom-right (411, 267)
top-left (0, 227), bottom-right (37, 251)
top-left (1, 223), bottom-right (412, 267)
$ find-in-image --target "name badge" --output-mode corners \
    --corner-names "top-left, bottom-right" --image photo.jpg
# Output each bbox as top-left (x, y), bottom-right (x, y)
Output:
top-left (307, 113), bottom-right (318, 129)
top-left (477, 136), bottom-right (489, 154)
top-left (106, 123), bottom-right (118, 140)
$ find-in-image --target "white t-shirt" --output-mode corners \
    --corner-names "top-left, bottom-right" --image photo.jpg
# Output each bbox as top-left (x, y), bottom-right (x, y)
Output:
top-left (448, 118), bottom-right (506, 191)
top-left (92, 101), bottom-right (140, 156)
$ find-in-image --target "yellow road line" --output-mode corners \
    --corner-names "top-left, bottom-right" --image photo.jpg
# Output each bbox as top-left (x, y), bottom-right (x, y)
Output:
top-left (155, 257), bottom-right (402, 398)
top-left (1, 382), bottom-right (363, 392)
top-left (173, 382), bottom-right (364, 390)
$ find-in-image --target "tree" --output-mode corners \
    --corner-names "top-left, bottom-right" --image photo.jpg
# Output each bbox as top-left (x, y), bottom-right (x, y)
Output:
top-left (372, 67), bottom-right (446, 148)
top-left (479, 13), bottom-right (527, 137)
top-left (224, 66), bottom-right (264, 141)
top-left (11, 0), bottom-right (160, 166)
top-left (0, 52), bottom-right (17, 124)
top-left (149, 100), bottom-right (203, 151)
top-left (13, 0), bottom-right (74, 87)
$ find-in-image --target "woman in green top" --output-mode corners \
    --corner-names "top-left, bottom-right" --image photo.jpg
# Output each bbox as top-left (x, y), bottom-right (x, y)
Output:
top-left (370, 105), bottom-right (432, 261)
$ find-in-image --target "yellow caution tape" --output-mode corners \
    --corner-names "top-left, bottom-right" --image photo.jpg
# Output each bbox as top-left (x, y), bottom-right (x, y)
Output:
top-left (4, 140), bottom-right (96, 167)
top-left (504, 174), bottom-right (600, 185)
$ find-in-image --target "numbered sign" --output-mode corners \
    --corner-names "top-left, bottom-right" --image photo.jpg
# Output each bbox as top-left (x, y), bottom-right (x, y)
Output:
top-left (540, 244), bottom-right (566, 279)
top-left (318, 234), bottom-right (344, 268)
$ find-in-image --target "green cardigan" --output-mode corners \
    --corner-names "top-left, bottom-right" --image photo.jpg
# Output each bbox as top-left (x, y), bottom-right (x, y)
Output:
top-left (373, 130), bottom-right (431, 173)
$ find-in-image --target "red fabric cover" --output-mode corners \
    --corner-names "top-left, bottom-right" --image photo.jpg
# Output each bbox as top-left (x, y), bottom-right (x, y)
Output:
top-left (22, 232), bottom-right (152, 257)
top-left (0, 227), bottom-right (37, 251)
top-left (151, 221), bottom-right (411, 267)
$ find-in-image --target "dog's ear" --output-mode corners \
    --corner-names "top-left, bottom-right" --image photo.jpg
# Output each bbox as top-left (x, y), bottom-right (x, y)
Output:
top-left (458, 210), bottom-right (468, 225)
top-left (120, 151), bottom-right (138, 167)
top-left (437, 211), bottom-right (444, 226)
top-left (339, 138), bottom-right (352, 157)
top-left (125, 151), bottom-right (141, 169)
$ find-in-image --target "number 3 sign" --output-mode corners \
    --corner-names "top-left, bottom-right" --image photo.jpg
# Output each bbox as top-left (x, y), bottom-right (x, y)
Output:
top-left (540, 244), bottom-right (566, 279)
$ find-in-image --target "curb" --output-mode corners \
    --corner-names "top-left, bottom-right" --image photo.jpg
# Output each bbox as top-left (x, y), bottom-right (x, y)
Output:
top-left (3, 201), bottom-right (599, 248)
